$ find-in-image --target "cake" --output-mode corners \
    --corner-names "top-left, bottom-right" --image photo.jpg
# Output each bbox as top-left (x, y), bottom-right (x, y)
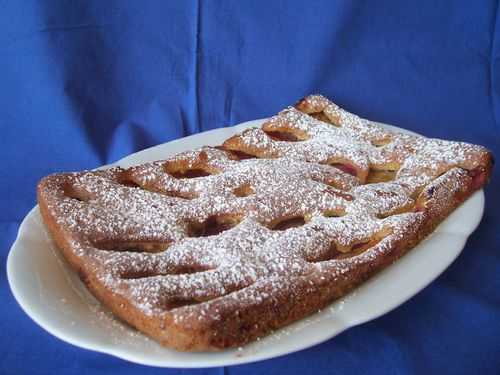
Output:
top-left (37, 95), bottom-right (493, 351)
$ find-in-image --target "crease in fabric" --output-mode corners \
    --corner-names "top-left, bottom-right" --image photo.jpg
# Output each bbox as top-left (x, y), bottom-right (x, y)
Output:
top-left (193, 0), bottom-right (201, 133)
top-left (489, 0), bottom-right (500, 131)
top-left (37, 23), bottom-right (108, 33)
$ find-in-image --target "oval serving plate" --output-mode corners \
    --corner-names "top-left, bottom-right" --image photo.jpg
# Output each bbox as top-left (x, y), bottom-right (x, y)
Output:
top-left (7, 119), bottom-right (484, 368)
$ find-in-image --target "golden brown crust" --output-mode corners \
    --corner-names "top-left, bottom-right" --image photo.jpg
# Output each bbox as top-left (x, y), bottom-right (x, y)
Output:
top-left (36, 94), bottom-right (493, 351)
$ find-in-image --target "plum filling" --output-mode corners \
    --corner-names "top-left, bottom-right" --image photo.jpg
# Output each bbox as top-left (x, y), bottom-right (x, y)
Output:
top-left (330, 163), bottom-right (357, 177)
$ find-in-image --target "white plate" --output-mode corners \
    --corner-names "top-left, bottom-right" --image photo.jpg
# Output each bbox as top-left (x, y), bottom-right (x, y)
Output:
top-left (7, 119), bottom-right (485, 368)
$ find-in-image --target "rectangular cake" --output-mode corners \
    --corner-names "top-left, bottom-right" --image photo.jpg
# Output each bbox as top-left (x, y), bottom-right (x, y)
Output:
top-left (37, 95), bottom-right (493, 351)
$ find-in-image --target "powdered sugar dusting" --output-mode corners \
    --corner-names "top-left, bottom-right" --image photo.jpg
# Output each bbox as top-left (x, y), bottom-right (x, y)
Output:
top-left (38, 94), bottom-right (490, 340)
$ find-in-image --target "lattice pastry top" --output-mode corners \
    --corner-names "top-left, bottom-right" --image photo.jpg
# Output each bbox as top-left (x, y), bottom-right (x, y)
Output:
top-left (37, 95), bottom-right (493, 351)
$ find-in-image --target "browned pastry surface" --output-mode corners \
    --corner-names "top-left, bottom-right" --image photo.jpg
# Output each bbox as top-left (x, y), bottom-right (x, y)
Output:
top-left (37, 95), bottom-right (493, 351)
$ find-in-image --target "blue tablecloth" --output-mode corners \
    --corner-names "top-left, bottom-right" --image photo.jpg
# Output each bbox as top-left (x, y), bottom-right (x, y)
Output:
top-left (2, 1), bottom-right (499, 374)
